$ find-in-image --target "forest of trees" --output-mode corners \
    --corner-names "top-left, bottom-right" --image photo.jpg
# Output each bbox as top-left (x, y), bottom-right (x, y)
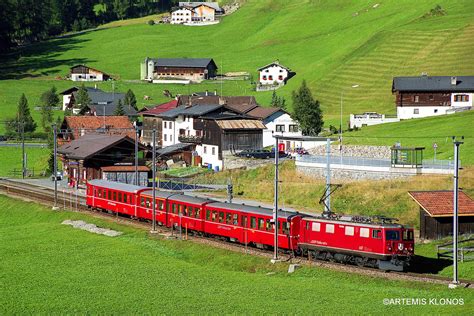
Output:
top-left (0, 0), bottom-right (179, 52)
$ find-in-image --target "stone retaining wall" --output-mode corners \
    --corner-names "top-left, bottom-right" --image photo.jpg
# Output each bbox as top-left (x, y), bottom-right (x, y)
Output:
top-left (309, 145), bottom-right (391, 159)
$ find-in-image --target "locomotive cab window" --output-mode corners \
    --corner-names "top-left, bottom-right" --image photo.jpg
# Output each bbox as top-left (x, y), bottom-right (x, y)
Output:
top-left (282, 222), bottom-right (290, 235)
top-left (372, 229), bottom-right (382, 239)
top-left (325, 224), bottom-right (334, 234)
top-left (386, 230), bottom-right (400, 241)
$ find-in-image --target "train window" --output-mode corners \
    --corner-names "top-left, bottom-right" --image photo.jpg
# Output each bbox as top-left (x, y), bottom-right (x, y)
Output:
top-left (226, 213), bottom-right (232, 224)
top-left (258, 218), bottom-right (264, 230)
top-left (282, 222), bottom-right (290, 235)
top-left (312, 222), bottom-right (320, 232)
top-left (372, 229), bottom-right (382, 239)
top-left (345, 226), bottom-right (354, 236)
top-left (123, 194), bottom-right (127, 204)
top-left (159, 201), bottom-right (164, 210)
top-left (241, 216), bottom-right (247, 227)
top-left (102, 189), bottom-right (106, 198)
top-left (206, 210), bottom-right (211, 220)
top-left (306, 222), bottom-right (310, 230)
top-left (96, 189), bottom-right (100, 198)
top-left (265, 219), bottom-right (272, 232)
top-left (112, 191), bottom-right (117, 201)
top-left (172, 203), bottom-right (177, 214)
top-left (212, 211), bottom-right (218, 221)
top-left (386, 230), bottom-right (400, 241)
top-left (118, 193), bottom-right (122, 202)
top-left (146, 199), bottom-right (151, 208)
top-left (360, 228), bottom-right (370, 238)
top-left (250, 217), bottom-right (257, 229)
top-left (233, 214), bottom-right (239, 225)
top-left (325, 224), bottom-right (334, 234)
top-left (140, 197), bottom-right (145, 207)
top-left (218, 212), bottom-right (224, 223)
top-left (403, 230), bottom-right (414, 240)
top-left (107, 191), bottom-right (111, 200)
top-left (188, 207), bottom-right (194, 217)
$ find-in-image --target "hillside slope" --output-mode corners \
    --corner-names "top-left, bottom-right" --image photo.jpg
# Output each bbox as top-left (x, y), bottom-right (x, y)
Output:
top-left (1, 0), bottom-right (473, 134)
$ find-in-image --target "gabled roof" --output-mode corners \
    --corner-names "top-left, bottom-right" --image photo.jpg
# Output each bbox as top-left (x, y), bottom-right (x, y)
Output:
top-left (246, 106), bottom-right (283, 120)
top-left (215, 119), bottom-right (266, 130)
top-left (178, 2), bottom-right (222, 11)
top-left (257, 61), bottom-right (292, 72)
top-left (141, 99), bottom-right (179, 116)
top-left (159, 104), bottom-right (222, 119)
top-left (392, 76), bottom-right (474, 92)
top-left (156, 143), bottom-right (195, 156)
top-left (62, 116), bottom-right (135, 138)
top-left (58, 134), bottom-right (135, 160)
top-left (221, 96), bottom-right (259, 114)
top-left (408, 191), bottom-right (474, 217)
top-left (70, 65), bottom-right (109, 76)
top-left (149, 58), bottom-right (217, 69)
top-left (72, 90), bottom-right (125, 105)
top-left (59, 86), bottom-right (101, 95)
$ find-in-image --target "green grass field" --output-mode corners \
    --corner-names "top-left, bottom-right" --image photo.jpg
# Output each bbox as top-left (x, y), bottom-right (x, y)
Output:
top-left (1, 0), bottom-right (473, 130)
top-left (1, 195), bottom-right (473, 314)
top-left (0, 146), bottom-right (50, 177)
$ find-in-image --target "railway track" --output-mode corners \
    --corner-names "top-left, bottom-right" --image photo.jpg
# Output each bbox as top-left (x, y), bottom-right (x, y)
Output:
top-left (0, 178), bottom-right (472, 288)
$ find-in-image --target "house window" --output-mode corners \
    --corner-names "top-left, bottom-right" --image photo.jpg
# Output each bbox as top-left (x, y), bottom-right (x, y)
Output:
top-left (269, 75), bottom-right (273, 81)
top-left (164, 134), bottom-right (167, 141)
top-left (414, 95), bottom-right (419, 103)
top-left (164, 122), bottom-right (167, 128)
top-left (413, 108), bottom-right (419, 114)
top-left (212, 147), bottom-right (215, 155)
top-left (169, 122), bottom-right (173, 129)
top-left (276, 125), bottom-right (285, 132)
top-left (454, 94), bottom-right (469, 102)
top-left (289, 125), bottom-right (299, 133)
top-left (170, 135), bottom-right (173, 142)
top-left (278, 75), bottom-right (283, 81)
top-left (262, 75), bottom-right (267, 80)
top-left (204, 146), bottom-right (207, 154)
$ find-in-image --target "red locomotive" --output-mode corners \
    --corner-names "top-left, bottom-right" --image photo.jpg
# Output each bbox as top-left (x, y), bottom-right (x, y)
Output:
top-left (86, 180), bottom-right (414, 271)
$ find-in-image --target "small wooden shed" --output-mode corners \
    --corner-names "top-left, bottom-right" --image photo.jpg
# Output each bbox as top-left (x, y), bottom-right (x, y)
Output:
top-left (409, 190), bottom-right (474, 240)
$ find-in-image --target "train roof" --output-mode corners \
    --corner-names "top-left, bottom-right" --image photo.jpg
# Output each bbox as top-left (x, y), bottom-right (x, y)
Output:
top-left (208, 202), bottom-right (298, 219)
top-left (141, 190), bottom-right (213, 204)
top-left (88, 180), bottom-right (146, 193)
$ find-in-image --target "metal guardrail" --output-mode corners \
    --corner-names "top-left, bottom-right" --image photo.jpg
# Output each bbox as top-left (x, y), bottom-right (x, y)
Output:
top-left (158, 179), bottom-right (226, 191)
top-left (297, 155), bottom-right (456, 170)
top-left (437, 237), bottom-right (474, 262)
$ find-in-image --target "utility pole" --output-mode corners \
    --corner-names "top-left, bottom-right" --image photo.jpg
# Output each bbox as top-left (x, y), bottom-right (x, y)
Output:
top-left (151, 129), bottom-right (157, 234)
top-left (272, 136), bottom-right (280, 263)
top-left (450, 137), bottom-right (463, 288)
top-left (340, 92), bottom-right (343, 166)
top-left (21, 122), bottom-right (25, 179)
top-left (325, 138), bottom-right (331, 213)
top-left (52, 124), bottom-right (59, 210)
top-left (135, 125), bottom-right (139, 185)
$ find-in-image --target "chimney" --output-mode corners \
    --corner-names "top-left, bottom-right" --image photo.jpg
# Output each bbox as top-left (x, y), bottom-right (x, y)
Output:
top-left (451, 76), bottom-right (457, 86)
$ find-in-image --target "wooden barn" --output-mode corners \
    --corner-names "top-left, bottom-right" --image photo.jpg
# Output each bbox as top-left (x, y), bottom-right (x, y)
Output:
top-left (141, 58), bottom-right (218, 82)
top-left (409, 190), bottom-right (474, 240)
top-left (58, 134), bottom-right (147, 188)
top-left (69, 65), bottom-right (110, 82)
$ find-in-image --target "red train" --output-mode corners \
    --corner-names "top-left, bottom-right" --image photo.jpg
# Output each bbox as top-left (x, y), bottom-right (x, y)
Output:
top-left (86, 180), bottom-right (414, 271)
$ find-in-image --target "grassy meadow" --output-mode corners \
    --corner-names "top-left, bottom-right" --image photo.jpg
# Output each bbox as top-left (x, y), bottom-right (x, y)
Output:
top-left (0, 146), bottom-right (50, 177)
top-left (1, 0), bottom-right (474, 130)
top-left (1, 194), bottom-right (473, 314)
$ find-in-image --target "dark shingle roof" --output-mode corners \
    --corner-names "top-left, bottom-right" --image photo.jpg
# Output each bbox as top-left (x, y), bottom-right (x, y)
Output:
top-left (246, 107), bottom-right (283, 120)
top-left (392, 76), bottom-right (474, 92)
top-left (58, 134), bottom-right (134, 160)
top-left (150, 58), bottom-right (216, 69)
top-left (156, 143), bottom-right (194, 156)
top-left (159, 104), bottom-right (222, 119)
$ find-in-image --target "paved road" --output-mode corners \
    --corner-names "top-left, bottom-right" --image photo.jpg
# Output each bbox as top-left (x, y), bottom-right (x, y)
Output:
top-left (0, 142), bottom-right (48, 148)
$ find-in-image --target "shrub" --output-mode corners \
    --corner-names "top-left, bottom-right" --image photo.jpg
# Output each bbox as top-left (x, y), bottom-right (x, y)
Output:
top-left (147, 20), bottom-right (155, 26)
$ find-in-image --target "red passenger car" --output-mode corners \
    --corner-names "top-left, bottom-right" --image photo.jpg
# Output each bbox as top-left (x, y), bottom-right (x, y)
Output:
top-left (298, 215), bottom-right (414, 271)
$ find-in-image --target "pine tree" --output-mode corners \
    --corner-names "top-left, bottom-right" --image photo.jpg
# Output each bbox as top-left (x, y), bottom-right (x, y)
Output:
top-left (114, 99), bottom-right (125, 116)
top-left (292, 80), bottom-right (323, 136)
top-left (124, 89), bottom-right (137, 111)
top-left (17, 93), bottom-right (37, 133)
top-left (75, 84), bottom-right (91, 114)
top-left (40, 86), bottom-right (59, 131)
top-left (270, 90), bottom-right (287, 110)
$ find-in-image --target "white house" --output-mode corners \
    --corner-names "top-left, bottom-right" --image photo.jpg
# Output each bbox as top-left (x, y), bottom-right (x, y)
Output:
top-left (171, 2), bottom-right (222, 24)
top-left (349, 112), bottom-right (400, 129)
top-left (392, 75), bottom-right (474, 119)
top-left (170, 7), bottom-right (193, 24)
top-left (69, 65), bottom-right (110, 82)
top-left (257, 61), bottom-right (293, 91)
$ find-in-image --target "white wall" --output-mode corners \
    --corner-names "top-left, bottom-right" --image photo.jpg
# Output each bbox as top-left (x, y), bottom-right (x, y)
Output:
top-left (161, 116), bottom-right (197, 147)
top-left (62, 94), bottom-right (72, 111)
top-left (397, 106), bottom-right (453, 119)
top-left (263, 112), bottom-right (302, 148)
top-left (259, 65), bottom-right (288, 85)
top-left (70, 73), bottom-right (104, 82)
top-left (349, 114), bottom-right (400, 128)
top-left (196, 144), bottom-right (222, 170)
top-left (451, 93), bottom-right (473, 107)
top-left (161, 119), bottom-right (176, 147)
top-left (171, 8), bottom-right (193, 24)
